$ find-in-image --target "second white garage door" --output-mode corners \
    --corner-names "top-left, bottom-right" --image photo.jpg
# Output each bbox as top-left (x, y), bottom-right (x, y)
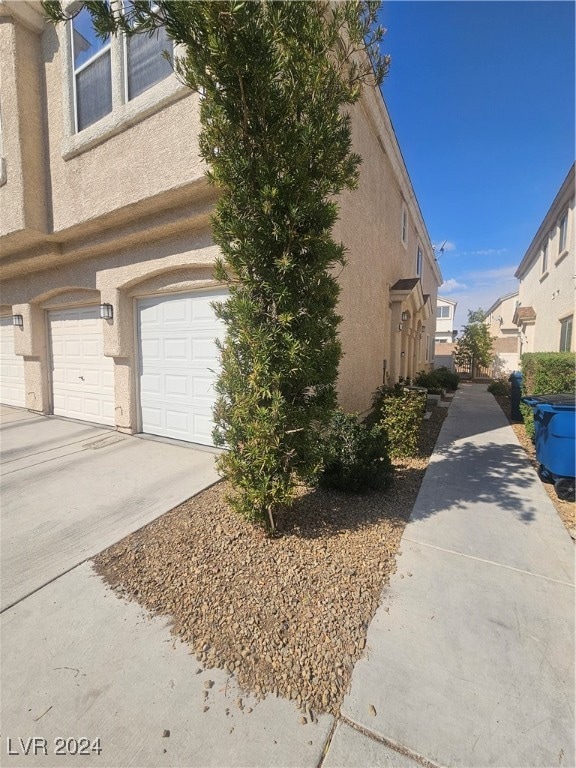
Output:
top-left (138, 289), bottom-right (227, 446)
top-left (49, 307), bottom-right (115, 426)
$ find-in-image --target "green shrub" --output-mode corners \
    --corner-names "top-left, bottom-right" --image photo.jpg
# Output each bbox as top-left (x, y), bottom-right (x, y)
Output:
top-left (433, 366), bottom-right (459, 391)
top-left (520, 352), bottom-right (576, 439)
top-left (487, 379), bottom-right (510, 397)
top-left (413, 370), bottom-right (443, 392)
top-left (319, 411), bottom-right (393, 493)
top-left (371, 385), bottom-right (427, 459)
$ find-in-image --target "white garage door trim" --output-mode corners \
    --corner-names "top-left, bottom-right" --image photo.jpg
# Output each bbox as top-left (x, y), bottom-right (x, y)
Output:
top-left (137, 288), bottom-right (227, 447)
top-left (0, 316), bottom-right (26, 408)
top-left (49, 306), bottom-right (115, 426)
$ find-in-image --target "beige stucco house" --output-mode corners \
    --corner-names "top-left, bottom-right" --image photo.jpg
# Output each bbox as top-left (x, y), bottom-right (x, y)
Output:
top-left (433, 296), bottom-right (457, 370)
top-left (0, 1), bottom-right (441, 446)
top-left (484, 290), bottom-right (520, 375)
top-left (514, 164), bottom-right (575, 357)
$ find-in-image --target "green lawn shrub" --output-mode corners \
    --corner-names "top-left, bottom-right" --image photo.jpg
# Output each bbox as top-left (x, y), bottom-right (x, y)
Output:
top-left (319, 410), bottom-right (394, 493)
top-left (487, 378), bottom-right (510, 397)
top-left (520, 352), bottom-right (576, 439)
top-left (432, 366), bottom-right (460, 391)
top-left (371, 385), bottom-right (427, 459)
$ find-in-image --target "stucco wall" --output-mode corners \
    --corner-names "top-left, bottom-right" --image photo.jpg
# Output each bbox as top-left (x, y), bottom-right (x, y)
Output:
top-left (517, 186), bottom-right (575, 352)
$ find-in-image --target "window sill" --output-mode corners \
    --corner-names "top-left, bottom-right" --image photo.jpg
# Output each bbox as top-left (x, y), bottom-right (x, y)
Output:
top-left (0, 157), bottom-right (6, 187)
top-left (62, 77), bottom-right (191, 161)
top-left (539, 270), bottom-right (549, 283)
top-left (555, 249), bottom-right (568, 266)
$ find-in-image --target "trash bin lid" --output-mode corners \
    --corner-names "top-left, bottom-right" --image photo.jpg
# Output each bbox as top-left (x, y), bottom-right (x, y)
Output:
top-left (522, 393), bottom-right (576, 409)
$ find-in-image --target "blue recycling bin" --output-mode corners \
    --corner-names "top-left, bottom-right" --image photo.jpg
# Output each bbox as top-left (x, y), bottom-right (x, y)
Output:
top-left (521, 393), bottom-right (576, 501)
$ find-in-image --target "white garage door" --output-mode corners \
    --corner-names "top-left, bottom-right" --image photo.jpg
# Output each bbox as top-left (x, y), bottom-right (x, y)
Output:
top-left (0, 316), bottom-right (26, 408)
top-left (49, 307), bottom-right (115, 426)
top-left (138, 289), bottom-right (227, 446)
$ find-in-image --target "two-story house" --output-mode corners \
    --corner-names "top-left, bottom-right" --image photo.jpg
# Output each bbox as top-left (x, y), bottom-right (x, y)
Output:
top-left (0, 1), bottom-right (441, 446)
top-left (484, 290), bottom-right (520, 375)
top-left (433, 296), bottom-right (457, 370)
top-left (514, 164), bottom-right (575, 356)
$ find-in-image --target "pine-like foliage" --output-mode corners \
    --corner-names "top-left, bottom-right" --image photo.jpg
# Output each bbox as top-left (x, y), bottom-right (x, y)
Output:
top-left (43, 1), bottom-right (388, 530)
top-left (454, 309), bottom-right (495, 377)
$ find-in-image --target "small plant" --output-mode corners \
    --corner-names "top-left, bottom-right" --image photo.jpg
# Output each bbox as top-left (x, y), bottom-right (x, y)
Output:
top-left (432, 366), bottom-right (459, 391)
top-left (487, 379), bottom-right (510, 397)
top-left (319, 410), bottom-right (394, 493)
top-left (371, 385), bottom-right (426, 459)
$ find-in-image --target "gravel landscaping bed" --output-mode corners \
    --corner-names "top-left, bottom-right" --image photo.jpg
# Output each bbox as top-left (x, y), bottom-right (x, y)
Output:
top-left (493, 393), bottom-right (575, 538)
top-left (93, 406), bottom-right (448, 718)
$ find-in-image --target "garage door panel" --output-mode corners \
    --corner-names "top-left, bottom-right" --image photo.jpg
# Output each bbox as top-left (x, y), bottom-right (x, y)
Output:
top-left (138, 289), bottom-right (227, 446)
top-left (0, 317), bottom-right (26, 408)
top-left (49, 307), bottom-right (115, 426)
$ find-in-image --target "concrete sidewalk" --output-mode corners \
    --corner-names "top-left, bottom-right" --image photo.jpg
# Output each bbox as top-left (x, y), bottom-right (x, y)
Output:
top-left (341, 383), bottom-right (575, 767)
top-left (1, 387), bottom-right (573, 767)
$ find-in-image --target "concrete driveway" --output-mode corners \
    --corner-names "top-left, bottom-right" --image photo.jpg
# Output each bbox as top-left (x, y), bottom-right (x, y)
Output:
top-left (0, 406), bottom-right (220, 611)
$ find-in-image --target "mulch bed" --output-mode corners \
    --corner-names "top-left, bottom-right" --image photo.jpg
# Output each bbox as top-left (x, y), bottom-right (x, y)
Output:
top-left (93, 406), bottom-right (448, 718)
top-left (493, 394), bottom-right (575, 538)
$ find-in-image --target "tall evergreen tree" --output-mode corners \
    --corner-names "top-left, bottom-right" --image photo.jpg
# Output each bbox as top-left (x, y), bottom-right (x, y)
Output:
top-left (44, 1), bottom-right (389, 530)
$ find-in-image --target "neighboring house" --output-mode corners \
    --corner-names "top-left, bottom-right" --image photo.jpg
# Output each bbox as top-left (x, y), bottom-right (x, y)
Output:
top-left (484, 290), bottom-right (520, 375)
top-left (514, 163), bottom-right (575, 356)
top-left (434, 296), bottom-right (457, 343)
top-left (433, 296), bottom-right (457, 371)
top-left (0, 1), bottom-right (441, 446)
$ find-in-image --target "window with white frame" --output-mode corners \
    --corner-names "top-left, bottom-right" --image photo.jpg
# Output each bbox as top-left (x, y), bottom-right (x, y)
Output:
top-left (416, 246), bottom-right (423, 277)
top-left (541, 240), bottom-right (548, 274)
top-left (558, 211), bottom-right (568, 254)
top-left (71, 6), bottom-right (112, 132)
top-left (560, 315), bottom-right (573, 352)
top-left (436, 305), bottom-right (450, 319)
top-left (70, 1), bottom-right (173, 133)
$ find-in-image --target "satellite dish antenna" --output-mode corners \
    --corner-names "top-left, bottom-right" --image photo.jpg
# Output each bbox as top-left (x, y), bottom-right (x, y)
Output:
top-left (433, 240), bottom-right (447, 260)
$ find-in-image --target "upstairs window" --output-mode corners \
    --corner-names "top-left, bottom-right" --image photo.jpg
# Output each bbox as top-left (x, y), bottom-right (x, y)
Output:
top-left (69, 1), bottom-right (173, 134)
top-left (416, 247), bottom-right (423, 277)
top-left (560, 315), bottom-right (573, 352)
top-left (125, 2), bottom-right (173, 100)
top-left (558, 211), bottom-right (568, 254)
top-left (541, 241), bottom-right (548, 274)
top-left (436, 305), bottom-right (450, 319)
top-left (71, 6), bottom-right (112, 131)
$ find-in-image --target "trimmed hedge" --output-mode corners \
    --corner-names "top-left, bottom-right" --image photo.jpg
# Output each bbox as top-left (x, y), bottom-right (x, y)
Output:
top-left (371, 385), bottom-right (427, 459)
top-left (520, 352), bottom-right (576, 438)
top-left (487, 378), bottom-right (510, 397)
top-left (319, 410), bottom-right (394, 493)
top-left (414, 367), bottom-right (459, 393)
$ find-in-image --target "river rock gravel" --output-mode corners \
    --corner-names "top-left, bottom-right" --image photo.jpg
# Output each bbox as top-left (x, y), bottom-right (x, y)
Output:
top-left (93, 407), bottom-right (447, 717)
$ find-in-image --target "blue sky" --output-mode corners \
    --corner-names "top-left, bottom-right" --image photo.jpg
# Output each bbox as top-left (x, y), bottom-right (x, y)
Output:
top-left (377, 0), bottom-right (575, 330)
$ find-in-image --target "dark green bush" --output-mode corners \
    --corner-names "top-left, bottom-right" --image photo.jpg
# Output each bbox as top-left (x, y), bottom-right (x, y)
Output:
top-left (413, 370), bottom-right (443, 391)
top-left (521, 352), bottom-right (576, 439)
top-left (371, 385), bottom-right (427, 458)
top-left (487, 379), bottom-right (510, 397)
top-left (319, 411), bottom-right (393, 493)
top-left (433, 366), bottom-right (459, 391)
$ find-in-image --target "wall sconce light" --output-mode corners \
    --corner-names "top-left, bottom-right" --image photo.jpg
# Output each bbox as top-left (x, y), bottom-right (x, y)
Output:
top-left (398, 323), bottom-right (404, 331)
top-left (401, 351), bottom-right (406, 357)
top-left (12, 314), bottom-right (23, 327)
top-left (99, 303), bottom-right (113, 320)
top-left (421, 325), bottom-right (426, 331)
top-left (401, 310), bottom-right (410, 321)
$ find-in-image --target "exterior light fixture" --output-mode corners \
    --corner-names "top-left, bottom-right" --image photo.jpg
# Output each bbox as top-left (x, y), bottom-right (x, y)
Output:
top-left (12, 314), bottom-right (23, 327)
top-left (398, 323), bottom-right (404, 331)
top-left (99, 303), bottom-right (113, 320)
top-left (401, 310), bottom-right (410, 321)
